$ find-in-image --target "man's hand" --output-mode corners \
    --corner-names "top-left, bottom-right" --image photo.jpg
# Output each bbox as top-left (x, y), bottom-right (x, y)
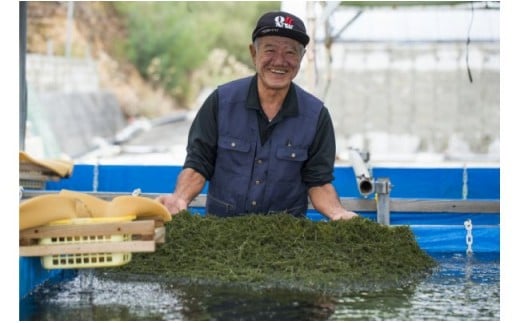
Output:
top-left (156, 168), bottom-right (206, 215)
top-left (329, 209), bottom-right (359, 221)
top-left (155, 194), bottom-right (189, 215)
top-left (308, 183), bottom-right (359, 221)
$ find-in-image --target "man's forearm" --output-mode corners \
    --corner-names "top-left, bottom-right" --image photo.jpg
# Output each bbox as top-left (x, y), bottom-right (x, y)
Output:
top-left (173, 167), bottom-right (206, 204)
top-left (308, 183), bottom-right (357, 220)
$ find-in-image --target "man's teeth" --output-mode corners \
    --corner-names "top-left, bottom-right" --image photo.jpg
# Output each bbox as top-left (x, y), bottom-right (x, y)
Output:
top-left (271, 69), bottom-right (286, 74)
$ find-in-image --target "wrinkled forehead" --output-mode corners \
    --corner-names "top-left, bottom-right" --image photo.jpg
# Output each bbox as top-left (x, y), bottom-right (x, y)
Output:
top-left (255, 35), bottom-right (302, 50)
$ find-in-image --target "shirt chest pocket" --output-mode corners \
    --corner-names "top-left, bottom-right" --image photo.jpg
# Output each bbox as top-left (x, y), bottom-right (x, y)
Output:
top-left (273, 147), bottom-right (308, 181)
top-left (276, 147), bottom-right (308, 162)
top-left (216, 136), bottom-right (252, 174)
top-left (218, 136), bottom-right (251, 153)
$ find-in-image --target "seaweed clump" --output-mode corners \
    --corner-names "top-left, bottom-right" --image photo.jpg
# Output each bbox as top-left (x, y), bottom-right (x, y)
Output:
top-left (106, 211), bottom-right (437, 294)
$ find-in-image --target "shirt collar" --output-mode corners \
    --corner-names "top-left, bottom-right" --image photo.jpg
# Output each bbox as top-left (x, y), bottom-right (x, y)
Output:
top-left (246, 74), bottom-right (299, 118)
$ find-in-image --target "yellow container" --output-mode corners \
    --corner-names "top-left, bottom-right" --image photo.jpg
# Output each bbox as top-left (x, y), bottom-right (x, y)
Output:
top-left (40, 215), bottom-right (135, 269)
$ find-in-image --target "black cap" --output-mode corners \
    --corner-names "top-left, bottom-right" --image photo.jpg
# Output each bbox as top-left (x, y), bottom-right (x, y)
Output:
top-left (252, 11), bottom-right (310, 47)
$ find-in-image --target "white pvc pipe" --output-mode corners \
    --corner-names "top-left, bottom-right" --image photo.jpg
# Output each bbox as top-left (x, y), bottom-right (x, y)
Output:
top-left (348, 149), bottom-right (374, 197)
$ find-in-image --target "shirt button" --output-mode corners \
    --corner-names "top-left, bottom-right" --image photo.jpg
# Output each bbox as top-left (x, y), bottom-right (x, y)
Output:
top-left (257, 159), bottom-right (262, 164)
top-left (251, 201), bottom-right (257, 206)
top-left (231, 142), bottom-right (236, 147)
top-left (255, 180), bottom-right (260, 184)
top-left (291, 153), bottom-right (296, 158)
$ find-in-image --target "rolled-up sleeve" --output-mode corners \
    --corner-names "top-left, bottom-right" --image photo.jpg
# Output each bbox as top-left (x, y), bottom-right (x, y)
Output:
top-left (183, 90), bottom-right (219, 180)
top-left (302, 107), bottom-right (336, 187)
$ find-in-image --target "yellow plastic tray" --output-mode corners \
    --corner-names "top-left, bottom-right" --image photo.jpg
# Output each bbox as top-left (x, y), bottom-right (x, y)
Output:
top-left (40, 215), bottom-right (136, 269)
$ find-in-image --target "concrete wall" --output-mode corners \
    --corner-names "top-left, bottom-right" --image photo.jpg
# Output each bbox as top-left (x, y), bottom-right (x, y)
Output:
top-left (296, 41), bottom-right (500, 162)
top-left (26, 54), bottom-right (100, 93)
top-left (25, 38), bottom-right (500, 163)
top-left (27, 90), bottom-right (126, 158)
top-left (25, 54), bottom-right (125, 158)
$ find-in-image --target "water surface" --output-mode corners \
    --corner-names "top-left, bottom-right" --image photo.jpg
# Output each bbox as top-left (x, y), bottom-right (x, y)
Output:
top-left (20, 252), bottom-right (499, 320)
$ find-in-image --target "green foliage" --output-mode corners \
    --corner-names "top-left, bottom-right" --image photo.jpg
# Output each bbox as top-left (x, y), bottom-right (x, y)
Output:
top-left (113, 1), bottom-right (280, 106)
top-left (106, 212), bottom-right (437, 295)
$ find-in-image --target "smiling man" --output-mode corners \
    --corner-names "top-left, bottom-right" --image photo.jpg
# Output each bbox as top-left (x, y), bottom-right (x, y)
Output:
top-left (157, 11), bottom-right (358, 221)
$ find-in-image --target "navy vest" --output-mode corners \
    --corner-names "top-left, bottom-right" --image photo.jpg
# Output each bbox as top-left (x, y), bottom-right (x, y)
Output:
top-left (206, 76), bottom-right (323, 217)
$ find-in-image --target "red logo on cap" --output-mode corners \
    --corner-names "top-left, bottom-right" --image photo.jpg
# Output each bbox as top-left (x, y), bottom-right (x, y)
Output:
top-left (274, 15), bottom-right (294, 29)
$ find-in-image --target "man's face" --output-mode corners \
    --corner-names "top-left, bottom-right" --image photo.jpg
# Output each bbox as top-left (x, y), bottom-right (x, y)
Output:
top-left (250, 36), bottom-right (305, 91)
